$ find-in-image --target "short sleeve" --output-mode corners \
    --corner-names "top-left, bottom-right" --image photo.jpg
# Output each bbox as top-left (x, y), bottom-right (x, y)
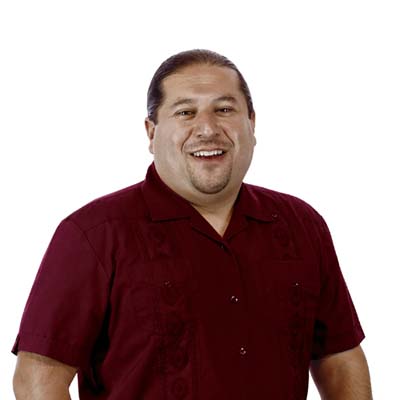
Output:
top-left (12, 218), bottom-right (110, 367)
top-left (311, 213), bottom-right (365, 360)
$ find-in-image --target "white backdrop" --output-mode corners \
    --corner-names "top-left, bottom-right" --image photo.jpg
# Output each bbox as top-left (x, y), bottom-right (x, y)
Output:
top-left (1, 1), bottom-right (399, 398)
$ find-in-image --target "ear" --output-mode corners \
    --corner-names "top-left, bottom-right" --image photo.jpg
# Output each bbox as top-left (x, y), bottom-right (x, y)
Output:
top-left (250, 111), bottom-right (257, 146)
top-left (145, 117), bottom-right (156, 154)
top-left (250, 111), bottom-right (256, 131)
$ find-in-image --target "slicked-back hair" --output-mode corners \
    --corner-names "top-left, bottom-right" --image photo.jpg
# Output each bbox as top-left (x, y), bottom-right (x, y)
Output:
top-left (147, 49), bottom-right (255, 124)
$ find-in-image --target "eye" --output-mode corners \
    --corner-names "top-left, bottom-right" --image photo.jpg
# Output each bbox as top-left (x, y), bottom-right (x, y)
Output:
top-left (176, 110), bottom-right (194, 117)
top-left (217, 107), bottom-right (234, 114)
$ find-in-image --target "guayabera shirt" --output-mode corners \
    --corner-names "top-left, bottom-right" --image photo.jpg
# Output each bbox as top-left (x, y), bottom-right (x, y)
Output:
top-left (12, 163), bottom-right (365, 399)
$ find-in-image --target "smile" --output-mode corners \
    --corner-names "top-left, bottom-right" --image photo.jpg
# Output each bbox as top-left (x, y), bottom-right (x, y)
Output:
top-left (191, 149), bottom-right (225, 157)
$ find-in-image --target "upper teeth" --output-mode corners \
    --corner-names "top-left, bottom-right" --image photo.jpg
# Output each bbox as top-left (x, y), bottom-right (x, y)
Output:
top-left (193, 150), bottom-right (223, 157)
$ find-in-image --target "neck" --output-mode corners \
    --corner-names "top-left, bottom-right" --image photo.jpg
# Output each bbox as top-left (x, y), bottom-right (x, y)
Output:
top-left (189, 190), bottom-right (239, 237)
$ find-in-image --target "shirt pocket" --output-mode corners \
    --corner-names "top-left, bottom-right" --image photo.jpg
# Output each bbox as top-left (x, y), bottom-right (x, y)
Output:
top-left (262, 261), bottom-right (319, 356)
top-left (128, 257), bottom-right (197, 339)
top-left (271, 275), bottom-right (319, 397)
top-left (277, 280), bottom-right (320, 337)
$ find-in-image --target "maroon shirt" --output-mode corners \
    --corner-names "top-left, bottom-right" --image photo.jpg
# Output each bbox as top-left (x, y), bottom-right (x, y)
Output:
top-left (12, 163), bottom-right (365, 399)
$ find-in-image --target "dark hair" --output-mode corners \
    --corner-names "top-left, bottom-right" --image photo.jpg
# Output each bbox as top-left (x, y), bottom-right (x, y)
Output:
top-left (147, 49), bottom-right (255, 124)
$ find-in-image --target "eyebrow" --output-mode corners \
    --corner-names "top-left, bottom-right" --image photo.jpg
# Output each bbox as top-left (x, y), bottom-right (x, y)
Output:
top-left (169, 95), bottom-right (239, 110)
top-left (170, 98), bottom-right (195, 109)
top-left (214, 95), bottom-right (238, 104)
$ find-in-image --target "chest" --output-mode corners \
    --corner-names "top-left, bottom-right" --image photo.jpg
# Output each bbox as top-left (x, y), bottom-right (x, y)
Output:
top-left (110, 217), bottom-right (320, 332)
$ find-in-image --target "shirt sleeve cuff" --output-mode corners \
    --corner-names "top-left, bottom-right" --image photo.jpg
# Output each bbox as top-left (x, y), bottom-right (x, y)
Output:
top-left (11, 332), bottom-right (86, 367)
top-left (311, 327), bottom-right (366, 360)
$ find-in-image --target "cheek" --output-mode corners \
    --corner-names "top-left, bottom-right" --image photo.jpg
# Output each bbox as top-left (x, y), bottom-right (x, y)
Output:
top-left (235, 133), bottom-right (256, 165)
top-left (154, 128), bottom-right (187, 156)
top-left (235, 126), bottom-right (256, 149)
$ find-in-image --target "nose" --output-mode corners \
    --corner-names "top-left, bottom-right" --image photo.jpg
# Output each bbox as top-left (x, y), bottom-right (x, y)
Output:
top-left (193, 112), bottom-right (220, 138)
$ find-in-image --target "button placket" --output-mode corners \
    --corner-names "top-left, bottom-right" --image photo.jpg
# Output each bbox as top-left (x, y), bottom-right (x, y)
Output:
top-left (220, 242), bottom-right (249, 365)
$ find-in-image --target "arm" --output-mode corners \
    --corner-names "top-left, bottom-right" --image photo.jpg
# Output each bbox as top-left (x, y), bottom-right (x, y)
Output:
top-left (309, 345), bottom-right (373, 400)
top-left (13, 351), bottom-right (78, 400)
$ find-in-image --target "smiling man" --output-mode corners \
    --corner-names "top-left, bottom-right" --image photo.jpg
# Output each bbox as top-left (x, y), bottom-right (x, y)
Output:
top-left (145, 62), bottom-right (256, 237)
top-left (12, 49), bottom-right (372, 399)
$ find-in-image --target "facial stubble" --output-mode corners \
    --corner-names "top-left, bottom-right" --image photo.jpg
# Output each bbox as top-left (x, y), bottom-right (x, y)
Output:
top-left (186, 161), bottom-right (232, 194)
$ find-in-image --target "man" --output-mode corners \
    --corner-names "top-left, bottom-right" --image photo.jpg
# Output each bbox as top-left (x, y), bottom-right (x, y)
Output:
top-left (12, 49), bottom-right (372, 399)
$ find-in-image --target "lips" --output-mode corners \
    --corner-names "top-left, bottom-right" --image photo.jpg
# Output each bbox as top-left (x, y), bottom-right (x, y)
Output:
top-left (189, 149), bottom-right (227, 162)
top-left (191, 149), bottom-right (225, 157)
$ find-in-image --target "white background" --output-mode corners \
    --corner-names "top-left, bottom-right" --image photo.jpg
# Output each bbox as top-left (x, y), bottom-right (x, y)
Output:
top-left (1, 0), bottom-right (399, 398)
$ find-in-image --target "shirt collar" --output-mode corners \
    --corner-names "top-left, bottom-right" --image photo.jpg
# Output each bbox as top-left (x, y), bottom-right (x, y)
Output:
top-left (141, 163), bottom-right (277, 223)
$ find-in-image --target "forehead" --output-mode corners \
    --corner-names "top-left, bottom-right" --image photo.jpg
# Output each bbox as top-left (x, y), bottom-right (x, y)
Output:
top-left (161, 64), bottom-right (243, 103)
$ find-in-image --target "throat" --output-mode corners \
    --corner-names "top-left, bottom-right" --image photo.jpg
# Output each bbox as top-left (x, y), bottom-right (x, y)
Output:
top-left (192, 205), bottom-right (234, 238)
top-left (209, 218), bottom-right (230, 237)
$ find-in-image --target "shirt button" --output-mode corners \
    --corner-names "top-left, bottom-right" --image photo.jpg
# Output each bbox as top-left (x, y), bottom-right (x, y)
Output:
top-left (239, 346), bottom-right (247, 356)
top-left (230, 295), bottom-right (239, 303)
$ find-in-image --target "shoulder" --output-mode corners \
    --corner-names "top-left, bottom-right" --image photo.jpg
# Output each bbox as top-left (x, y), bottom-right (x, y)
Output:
top-left (243, 182), bottom-right (324, 223)
top-left (243, 183), bottom-right (331, 261)
top-left (62, 180), bottom-right (147, 232)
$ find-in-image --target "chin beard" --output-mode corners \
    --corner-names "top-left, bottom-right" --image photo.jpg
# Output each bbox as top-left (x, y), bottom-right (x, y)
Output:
top-left (190, 173), bottom-right (231, 194)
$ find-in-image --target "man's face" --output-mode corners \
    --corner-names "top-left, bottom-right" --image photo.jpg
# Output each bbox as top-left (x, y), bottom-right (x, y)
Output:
top-left (145, 64), bottom-right (256, 202)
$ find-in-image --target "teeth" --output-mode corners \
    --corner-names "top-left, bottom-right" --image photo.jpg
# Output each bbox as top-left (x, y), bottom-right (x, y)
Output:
top-left (192, 150), bottom-right (224, 157)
